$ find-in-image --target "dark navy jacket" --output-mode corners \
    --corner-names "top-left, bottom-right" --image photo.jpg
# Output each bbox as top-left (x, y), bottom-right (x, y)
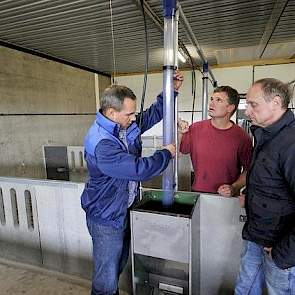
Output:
top-left (81, 92), bottom-right (173, 229)
top-left (243, 110), bottom-right (295, 269)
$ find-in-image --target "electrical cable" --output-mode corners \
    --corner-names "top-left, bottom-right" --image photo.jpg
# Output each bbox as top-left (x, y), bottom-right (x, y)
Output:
top-left (291, 82), bottom-right (295, 110)
top-left (178, 40), bottom-right (216, 122)
top-left (138, 0), bottom-right (149, 130)
top-left (109, 0), bottom-right (116, 84)
top-left (191, 70), bottom-right (196, 123)
top-left (179, 42), bottom-right (197, 123)
top-left (208, 76), bottom-right (215, 87)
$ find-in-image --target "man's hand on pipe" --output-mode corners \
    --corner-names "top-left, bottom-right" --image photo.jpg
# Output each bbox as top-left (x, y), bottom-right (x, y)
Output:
top-left (174, 70), bottom-right (184, 91)
top-left (163, 143), bottom-right (176, 157)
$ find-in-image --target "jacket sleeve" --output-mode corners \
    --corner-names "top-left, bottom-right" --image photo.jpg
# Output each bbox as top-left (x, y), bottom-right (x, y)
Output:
top-left (272, 142), bottom-right (295, 269)
top-left (95, 139), bottom-right (172, 181)
top-left (281, 142), bottom-right (295, 194)
top-left (138, 91), bottom-right (178, 134)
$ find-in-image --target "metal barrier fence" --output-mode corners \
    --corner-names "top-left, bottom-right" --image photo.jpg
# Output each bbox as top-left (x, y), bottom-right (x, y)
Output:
top-left (0, 177), bottom-right (92, 278)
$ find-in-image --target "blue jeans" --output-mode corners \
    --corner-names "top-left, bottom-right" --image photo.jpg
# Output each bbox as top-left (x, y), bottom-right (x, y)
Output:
top-left (87, 218), bottom-right (130, 295)
top-left (235, 240), bottom-right (295, 295)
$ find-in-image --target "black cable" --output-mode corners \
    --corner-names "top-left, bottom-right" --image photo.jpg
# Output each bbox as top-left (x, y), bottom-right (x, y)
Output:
top-left (208, 76), bottom-right (214, 87)
top-left (138, 0), bottom-right (149, 130)
top-left (182, 51), bottom-right (217, 122)
top-left (179, 41), bottom-right (216, 124)
top-left (179, 43), bottom-right (197, 123)
top-left (191, 69), bottom-right (196, 123)
top-left (291, 83), bottom-right (295, 109)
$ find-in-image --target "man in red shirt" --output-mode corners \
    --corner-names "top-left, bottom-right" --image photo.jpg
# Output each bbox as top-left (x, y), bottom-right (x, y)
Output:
top-left (179, 86), bottom-right (252, 197)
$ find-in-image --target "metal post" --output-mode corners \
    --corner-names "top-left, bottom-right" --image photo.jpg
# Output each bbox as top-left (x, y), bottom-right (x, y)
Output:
top-left (174, 8), bottom-right (179, 192)
top-left (162, 0), bottom-right (176, 207)
top-left (202, 62), bottom-right (209, 120)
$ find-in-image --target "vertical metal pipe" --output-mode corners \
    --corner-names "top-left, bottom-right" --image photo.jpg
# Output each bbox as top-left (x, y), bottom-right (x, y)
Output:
top-left (162, 0), bottom-right (176, 207)
top-left (174, 8), bottom-right (179, 192)
top-left (202, 63), bottom-right (209, 120)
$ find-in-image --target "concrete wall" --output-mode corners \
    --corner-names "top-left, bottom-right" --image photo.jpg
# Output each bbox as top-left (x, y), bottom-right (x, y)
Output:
top-left (0, 46), bottom-right (110, 179)
top-left (0, 45), bottom-right (293, 181)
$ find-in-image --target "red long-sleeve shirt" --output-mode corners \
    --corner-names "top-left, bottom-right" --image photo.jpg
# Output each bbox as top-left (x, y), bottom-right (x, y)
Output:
top-left (180, 119), bottom-right (252, 193)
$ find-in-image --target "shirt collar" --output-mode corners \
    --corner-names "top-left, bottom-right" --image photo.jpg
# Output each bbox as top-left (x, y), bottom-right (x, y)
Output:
top-left (263, 109), bottom-right (294, 134)
top-left (96, 110), bottom-right (120, 137)
top-left (251, 109), bottom-right (294, 134)
top-left (251, 109), bottom-right (295, 144)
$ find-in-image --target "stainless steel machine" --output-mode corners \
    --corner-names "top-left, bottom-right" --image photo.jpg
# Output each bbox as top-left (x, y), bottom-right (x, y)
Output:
top-left (130, 190), bottom-right (244, 295)
top-left (130, 190), bottom-right (199, 294)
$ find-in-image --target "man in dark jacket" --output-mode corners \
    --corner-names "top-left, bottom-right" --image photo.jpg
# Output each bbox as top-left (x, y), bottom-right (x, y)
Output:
top-left (81, 72), bottom-right (183, 295)
top-left (235, 78), bottom-right (295, 295)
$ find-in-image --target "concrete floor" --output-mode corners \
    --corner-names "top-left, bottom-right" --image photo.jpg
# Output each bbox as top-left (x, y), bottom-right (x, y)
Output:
top-left (0, 260), bottom-right (128, 295)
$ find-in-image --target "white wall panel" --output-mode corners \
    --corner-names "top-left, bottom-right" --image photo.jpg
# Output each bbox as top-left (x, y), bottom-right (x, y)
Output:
top-left (253, 63), bottom-right (295, 83)
top-left (212, 66), bottom-right (253, 93)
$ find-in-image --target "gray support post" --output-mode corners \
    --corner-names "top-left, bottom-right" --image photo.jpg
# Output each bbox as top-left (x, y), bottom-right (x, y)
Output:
top-left (174, 8), bottom-right (179, 192)
top-left (162, 0), bottom-right (177, 207)
top-left (202, 63), bottom-right (209, 120)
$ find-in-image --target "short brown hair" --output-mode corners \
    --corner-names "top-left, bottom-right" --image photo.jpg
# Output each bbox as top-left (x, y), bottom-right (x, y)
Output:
top-left (214, 86), bottom-right (240, 113)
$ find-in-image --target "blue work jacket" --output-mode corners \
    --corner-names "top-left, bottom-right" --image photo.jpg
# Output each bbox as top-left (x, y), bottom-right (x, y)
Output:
top-left (81, 92), bottom-right (174, 229)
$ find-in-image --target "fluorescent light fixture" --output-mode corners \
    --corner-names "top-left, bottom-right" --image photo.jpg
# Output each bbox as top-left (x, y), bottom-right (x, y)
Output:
top-left (177, 51), bottom-right (186, 63)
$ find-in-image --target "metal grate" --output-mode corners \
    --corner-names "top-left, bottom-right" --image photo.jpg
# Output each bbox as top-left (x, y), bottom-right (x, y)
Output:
top-left (24, 190), bottom-right (34, 230)
top-left (0, 188), bottom-right (6, 226)
top-left (10, 188), bottom-right (19, 227)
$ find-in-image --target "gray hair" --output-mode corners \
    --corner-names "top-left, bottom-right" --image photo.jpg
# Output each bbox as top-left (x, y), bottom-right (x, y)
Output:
top-left (254, 78), bottom-right (291, 109)
top-left (100, 85), bottom-right (136, 112)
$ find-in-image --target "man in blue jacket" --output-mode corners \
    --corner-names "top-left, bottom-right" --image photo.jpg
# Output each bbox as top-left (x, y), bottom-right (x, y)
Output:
top-left (81, 72), bottom-right (183, 295)
top-left (235, 78), bottom-right (295, 294)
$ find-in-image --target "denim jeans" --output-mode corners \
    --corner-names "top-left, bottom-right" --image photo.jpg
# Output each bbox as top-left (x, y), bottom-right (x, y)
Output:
top-left (235, 240), bottom-right (295, 295)
top-left (87, 217), bottom-right (130, 295)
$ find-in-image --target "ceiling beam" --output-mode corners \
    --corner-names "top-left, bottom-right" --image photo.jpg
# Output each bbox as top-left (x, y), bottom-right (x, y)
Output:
top-left (0, 39), bottom-right (111, 77)
top-left (255, 0), bottom-right (290, 58)
top-left (115, 57), bottom-right (295, 76)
